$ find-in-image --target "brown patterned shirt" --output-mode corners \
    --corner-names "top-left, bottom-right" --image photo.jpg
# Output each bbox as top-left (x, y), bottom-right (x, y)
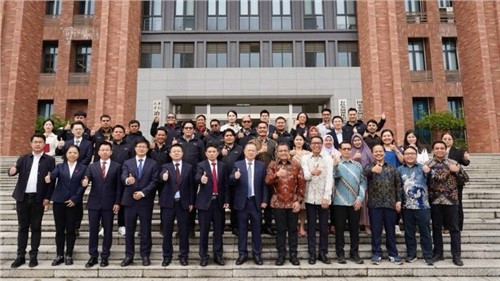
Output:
top-left (265, 159), bottom-right (306, 209)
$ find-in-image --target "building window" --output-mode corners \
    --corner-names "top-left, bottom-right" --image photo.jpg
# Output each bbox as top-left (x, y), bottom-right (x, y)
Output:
top-left (304, 0), bottom-right (324, 30)
top-left (336, 0), bottom-right (356, 29)
top-left (75, 0), bottom-right (94, 15)
top-left (46, 0), bottom-right (61, 15)
top-left (240, 42), bottom-right (260, 67)
top-left (305, 42), bottom-right (325, 67)
top-left (37, 100), bottom-right (54, 118)
top-left (442, 37), bottom-right (458, 70)
top-left (41, 41), bottom-right (58, 73)
top-left (175, 0), bottom-right (195, 30)
top-left (448, 97), bottom-right (463, 118)
top-left (405, 0), bottom-right (427, 23)
top-left (272, 42), bottom-right (293, 67)
top-left (74, 41), bottom-right (92, 73)
top-left (337, 41), bottom-right (358, 67)
top-left (143, 0), bottom-right (162, 31)
top-left (272, 0), bottom-right (291, 30)
top-left (208, 0), bottom-right (227, 30)
top-left (141, 43), bottom-right (162, 68)
top-left (412, 98), bottom-right (432, 144)
top-left (439, 0), bottom-right (453, 8)
top-left (207, 43), bottom-right (227, 68)
top-left (408, 39), bottom-right (426, 71)
top-left (240, 0), bottom-right (259, 30)
top-left (173, 43), bottom-right (194, 68)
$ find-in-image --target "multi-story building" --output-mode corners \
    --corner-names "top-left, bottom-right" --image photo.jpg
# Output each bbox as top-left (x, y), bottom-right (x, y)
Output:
top-left (1, 0), bottom-right (499, 155)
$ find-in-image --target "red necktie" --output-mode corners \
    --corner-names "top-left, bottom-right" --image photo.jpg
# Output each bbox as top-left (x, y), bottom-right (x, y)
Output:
top-left (101, 161), bottom-right (106, 178)
top-left (211, 162), bottom-right (218, 194)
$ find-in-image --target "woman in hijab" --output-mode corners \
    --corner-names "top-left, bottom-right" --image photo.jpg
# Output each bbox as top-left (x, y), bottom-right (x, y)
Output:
top-left (351, 133), bottom-right (374, 235)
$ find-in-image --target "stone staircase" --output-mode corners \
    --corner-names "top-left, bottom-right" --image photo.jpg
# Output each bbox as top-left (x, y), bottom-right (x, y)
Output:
top-left (1, 154), bottom-right (500, 279)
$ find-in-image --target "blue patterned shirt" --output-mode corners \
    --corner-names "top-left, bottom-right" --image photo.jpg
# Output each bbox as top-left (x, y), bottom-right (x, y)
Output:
top-left (333, 159), bottom-right (366, 206)
top-left (397, 163), bottom-right (430, 210)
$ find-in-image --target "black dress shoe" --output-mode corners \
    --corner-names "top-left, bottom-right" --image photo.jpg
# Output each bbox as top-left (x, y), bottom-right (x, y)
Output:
top-left (200, 258), bottom-right (208, 267)
top-left (432, 254), bottom-right (444, 262)
top-left (318, 253), bottom-right (331, 264)
top-left (453, 258), bottom-right (464, 266)
top-left (349, 255), bottom-right (364, 264)
top-left (262, 227), bottom-right (276, 236)
top-left (235, 255), bottom-right (247, 265)
top-left (52, 256), bottom-right (64, 266)
top-left (253, 255), bottom-right (263, 265)
top-left (11, 257), bottom-right (25, 268)
top-left (85, 257), bottom-right (98, 268)
top-left (29, 257), bottom-right (38, 268)
top-left (75, 228), bottom-right (80, 237)
top-left (275, 256), bottom-right (285, 266)
top-left (338, 256), bottom-right (347, 264)
top-left (142, 257), bottom-right (151, 266)
top-left (121, 257), bottom-right (134, 267)
top-left (162, 257), bottom-right (172, 267)
top-left (308, 256), bottom-right (316, 265)
top-left (65, 256), bottom-right (73, 265)
top-left (214, 256), bottom-right (225, 266)
top-left (180, 257), bottom-right (188, 266)
top-left (290, 256), bottom-right (300, 266)
top-left (100, 257), bottom-right (109, 267)
top-left (232, 229), bottom-right (239, 236)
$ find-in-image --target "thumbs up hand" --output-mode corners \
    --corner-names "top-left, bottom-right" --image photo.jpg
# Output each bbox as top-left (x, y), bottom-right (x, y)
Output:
top-left (127, 173), bottom-right (136, 185)
top-left (45, 172), bottom-right (51, 183)
top-left (162, 170), bottom-right (169, 181)
top-left (201, 171), bottom-right (208, 184)
top-left (234, 168), bottom-right (241, 180)
top-left (8, 167), bottom-right (17, 176)
top-left (277, 166), bottom-right (287, 178)
top-left (82, 176), bottom-right (89, 187)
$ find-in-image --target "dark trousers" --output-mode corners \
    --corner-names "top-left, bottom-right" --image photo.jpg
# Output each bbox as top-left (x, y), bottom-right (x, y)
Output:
top-left (403, 208), bottom-right (432, 259)
top-left (88, 209), bottom-right (114, 258)
top-left (161, 202), bottom-right (189, 259)
top-left (458, 185), bottom-right (464, 231)
top-left (75, 202), bottom-right (83, 230)
top-left (124, 204), bottom-right (153, 259)
top-left (237, 197), bottom-right (262, 257)
top-left (369, 207), bottom-right (399, 258)
top-left (53, 202), bottom-right (78, 256)
top-left (16, 194), bottom-right (44, 258)
top-left (431, 204), bottom-right (461, 259)
top-left (262, 187), bottom-right (273, 229)
top-left (189, 208), bottom-right (197, 234)
top-left (198, 198), bottom-right (224, 259)
top-left (333, 205), bottom-right (361, 258)
top-left (117, 206), bottom-right (125, 227)
top-left (305, 203), bottom-right (329, 257)
top-left (273, 208), bottom-right (299, 257)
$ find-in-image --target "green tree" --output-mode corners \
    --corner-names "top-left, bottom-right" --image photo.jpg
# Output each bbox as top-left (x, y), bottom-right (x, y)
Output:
top-left (35, 115), bottom-right (71, 134)
top-left (415, 111), bottom-right (467, 149)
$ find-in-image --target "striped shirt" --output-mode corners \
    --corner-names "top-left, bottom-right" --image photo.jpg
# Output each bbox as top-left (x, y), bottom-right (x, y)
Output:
top-left (333, 159), bottom-right (366, 206)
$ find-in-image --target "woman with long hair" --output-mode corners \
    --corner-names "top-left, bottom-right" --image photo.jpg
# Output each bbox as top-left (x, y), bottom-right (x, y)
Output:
top-left (42, 119), bottom-right (59, 156)
top-left (290, 112), bottom-right (310, 139)
top-left (403, 129), bottom-right (429, 164)
top-left (381, 129), bottom-right (403, 168)
top-left (220, 110), bottom-right (241, 133)
top-left (351, 133), bottom-right (374, 235)
top-left (291, 134), bottom-right (312, 237)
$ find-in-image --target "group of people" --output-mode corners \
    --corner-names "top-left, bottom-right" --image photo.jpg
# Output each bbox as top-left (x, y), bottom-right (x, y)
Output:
top-left (9, 107), bottom-right (470, 269)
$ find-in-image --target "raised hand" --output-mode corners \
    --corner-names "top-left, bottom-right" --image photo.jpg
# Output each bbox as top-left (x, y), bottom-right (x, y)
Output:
top-left (162, 170), bottom-right (169, 181)
top-left (200, 172), bottom-right (208, 184)
top-left (311, 164), bottom-right (322, 176)
top-left (423, 165), bottom-right (430, 173)
top-left (221, 148), bottom-right (228, 156)
top-left (57, 139), bottom-right (65, 149)
top-left (372, 164), bottom-right (383, 174)
top-left (464, 151), bottom-right (470, 161)
top-left (448, 163), bottom-right (460, 173)
top-left (64, 121), bottom-right (71, 131)
top-left (8, 166), bottom-right (16, 176)
top-left (127, 173), bottom-right (136, 185)
top-left (277, 166), bottom-right (287, 178)
top-left (333, 155), bottom-right (341, 166)
top-left (81, 176), bottom-right (89, 187)
top-left (272, 132), bottom-right (279, 140)
top-left (234, 168), bottom-right (241, 180)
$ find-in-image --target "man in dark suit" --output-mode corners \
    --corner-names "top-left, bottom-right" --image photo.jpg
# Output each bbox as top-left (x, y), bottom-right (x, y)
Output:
top-left (158, 144), bottom-right (195, 267)
top-left (8, 133), bottom-right (55, 268)
top-left (56, 121), bottom-right (93, 237)
top-left (328, 115), bottom-right (348, 149)
top-left (81, 142), bottom-right (122, 268)
top-left (195, 144), bottom-right (230, 266)
top-left (120, 138), bottom-right (158, 267)
top-left (230, 142), bottom-right (268, 266)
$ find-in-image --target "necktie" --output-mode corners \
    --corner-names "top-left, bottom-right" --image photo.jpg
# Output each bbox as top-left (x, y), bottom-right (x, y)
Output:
top-left (138, 159), bottom-right (143, 179)
top-left (211, 162), bottom-right (218, 194)
top-left (247, 162), bottom-right (253, 197)
top-left (175, 163), bottom-right (181, 191)
top-left (75, 139), bottom-right (80, 147)
top-left (101, 161), bottom-right (106, 178)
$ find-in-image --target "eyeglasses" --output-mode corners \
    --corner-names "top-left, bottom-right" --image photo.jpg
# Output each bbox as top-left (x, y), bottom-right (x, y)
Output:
top-left (184, 127), bottom-right (194, 130)
top-left (404, 152), bottom-right (417, 155)
top-left (210, 124), bottom-right (219, 127)
top-left (341, 148), bottom-right (352, 151)
top-left (167, 116), bottom-right (175, 119)
top-left (242, 120), bottom-right (252, 123)
top-left (136, 146), bottom-right (148, 149)
top-left (310, 142), bottom-right (322, 145)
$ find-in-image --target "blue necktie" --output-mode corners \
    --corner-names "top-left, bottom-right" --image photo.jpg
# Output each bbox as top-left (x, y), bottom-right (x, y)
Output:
top-left (138, 159), bottom-right (144, 179)
top-left (247, 162), bottom-right (253, 198)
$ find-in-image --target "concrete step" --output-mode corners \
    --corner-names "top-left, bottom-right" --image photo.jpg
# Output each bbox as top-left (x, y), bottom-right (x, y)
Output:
top-left (2, 259), bottom-right (499, 278)
top-left (1, 243), bottom-right (500, 261)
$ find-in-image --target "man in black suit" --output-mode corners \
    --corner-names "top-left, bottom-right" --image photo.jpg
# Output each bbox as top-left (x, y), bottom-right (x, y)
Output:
top-left (56, 121), bottom-right (93, 236)
top-left (328, 115), bottom-right (347, 149)
top-left (120, 138), bottom-right (158, 267)
top-left (158, 144), bottom-right (195, 267)
top-left (195, 144), bottom-right (230, 266)
top-left (81, 142), bottom-right (122, 268)
top-left (230, 143), bottom-right (268, 266)
top-left (8, 133), bottom-right (55, 268)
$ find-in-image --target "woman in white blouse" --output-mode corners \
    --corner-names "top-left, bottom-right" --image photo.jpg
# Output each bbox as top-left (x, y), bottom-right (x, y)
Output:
top-left (42, 119), bottom-right (59, 156)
